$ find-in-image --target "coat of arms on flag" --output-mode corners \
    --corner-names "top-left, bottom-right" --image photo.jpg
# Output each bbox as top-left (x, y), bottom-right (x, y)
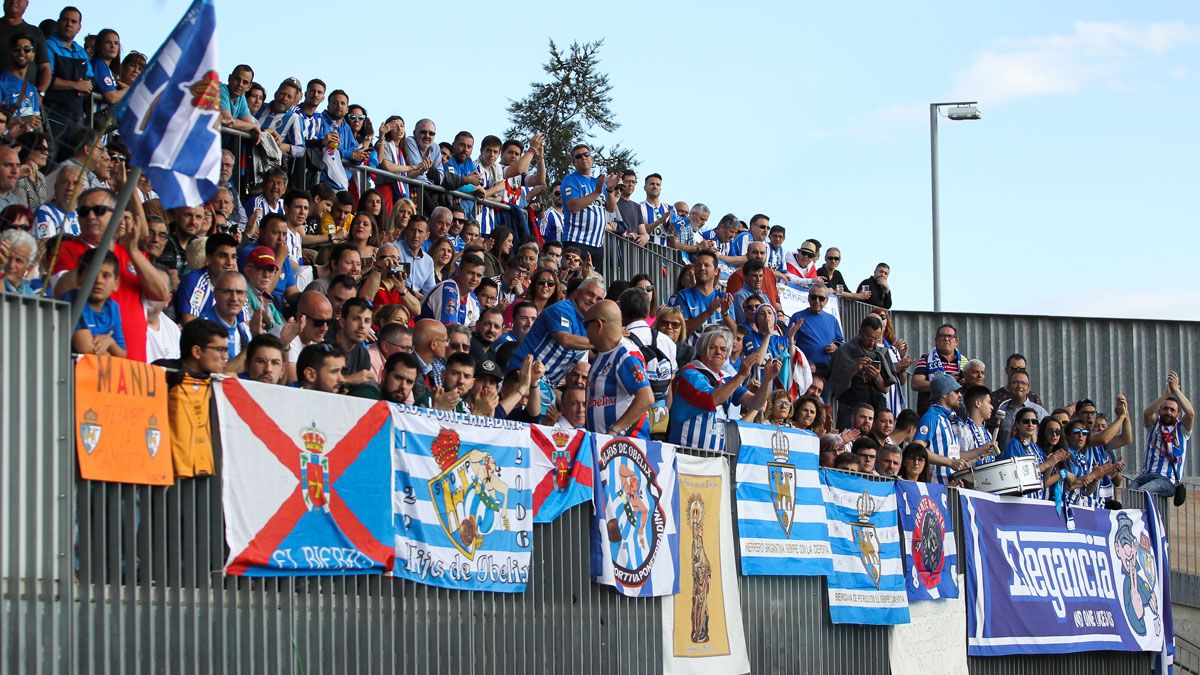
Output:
top-left (391, 405), bottom-right (532, 592)
top-left (214, 380), bottom-right (395, 576)
top-left (822, 469), bottom-right (909, 625)
top-left (530, 425), bottom-right (594, 523)
top-left (590, 434), bottom-right (679, 597)
top-left (896, 481), bottom-right (959, 601)
top-left (735, 422), bottom-right (830, 576)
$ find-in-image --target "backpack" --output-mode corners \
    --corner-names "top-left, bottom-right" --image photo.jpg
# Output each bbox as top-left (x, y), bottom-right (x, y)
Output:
top-left (626, 328), bottom-right (672, 398)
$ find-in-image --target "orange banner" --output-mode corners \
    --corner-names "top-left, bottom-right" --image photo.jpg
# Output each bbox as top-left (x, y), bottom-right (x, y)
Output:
top-left (74, 354), bottom-right (173, 485)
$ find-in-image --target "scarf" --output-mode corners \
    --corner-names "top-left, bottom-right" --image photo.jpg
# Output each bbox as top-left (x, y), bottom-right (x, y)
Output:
top-left (924, 345), bottom-right (961, 376)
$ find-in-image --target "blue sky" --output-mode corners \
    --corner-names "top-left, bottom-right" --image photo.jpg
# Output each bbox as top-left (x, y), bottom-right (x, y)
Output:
top-left (70, 1), bottom-right (1200, 320)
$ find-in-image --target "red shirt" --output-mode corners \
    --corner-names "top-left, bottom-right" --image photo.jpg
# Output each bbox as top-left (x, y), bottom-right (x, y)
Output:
top-left (54, 240), bottom-right (149, 362)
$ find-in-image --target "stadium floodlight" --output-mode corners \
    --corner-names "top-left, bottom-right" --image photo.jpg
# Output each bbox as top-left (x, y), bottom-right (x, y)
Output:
top-left (929, 101), bottom-right (981, 312)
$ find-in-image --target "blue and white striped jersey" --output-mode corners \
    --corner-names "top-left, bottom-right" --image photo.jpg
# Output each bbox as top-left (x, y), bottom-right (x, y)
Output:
top-left (914, 405), bottom-right (962, 485)
top-left (668, 361), bottom-right (746, 452)
top-left (506, 298), bottom-right (586, 387)
top-left (1142, 420), bottom-right (1189, 482)
top-left (560, 171), bottom-right (607, 248)
top-left (419, 279), bottom-right (480, 327)
top-left (586, 339), bottom-right (651, 440)
top-left (541, 208), bottom-right (565, 242)
top-left (33, 201), bottom-right (78, 240)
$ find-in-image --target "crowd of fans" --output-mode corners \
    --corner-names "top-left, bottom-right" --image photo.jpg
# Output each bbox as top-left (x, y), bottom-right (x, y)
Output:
top-left (0, 4), bottom-right (1190, 507)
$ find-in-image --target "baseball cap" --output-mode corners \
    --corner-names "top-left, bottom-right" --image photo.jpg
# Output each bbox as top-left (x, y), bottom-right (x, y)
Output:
top-left (477, 359), bottom-right (502, 381)
top-left (930, 372), bottom-right (962, 401)
top-left (281, 77), bottom-right (303, 92)
top-left (246, 246), bottom-right (278, 270)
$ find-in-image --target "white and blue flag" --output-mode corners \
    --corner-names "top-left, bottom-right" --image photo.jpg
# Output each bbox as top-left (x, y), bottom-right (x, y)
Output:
top-left (390, 405), bottom-right (532, 593)
top-left (896, 480), bottom-right (959, 601)
top-left (734, 422), bottom-right (831, 576)
top-left (822, 469), bottom-right (910, 625)
top-left (114, 0), bottom-right (222, 208)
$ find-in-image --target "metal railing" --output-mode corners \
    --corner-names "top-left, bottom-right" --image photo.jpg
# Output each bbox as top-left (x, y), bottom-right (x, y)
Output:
top-left (600, 235), bottom-right (687, 304)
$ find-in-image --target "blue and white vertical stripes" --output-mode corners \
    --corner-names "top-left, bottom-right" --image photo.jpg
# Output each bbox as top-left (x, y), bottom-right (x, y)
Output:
top-left (821, 469), bottom-right (910, 625)
top-left (113, 0), bottom-right (222, 209)
top-left (1146, 495), bottom-right (1176, 674)
top-left (389, 404), bottom-right (533, 593)
top-left (734, 422), bottom-right (831, 576)
top-left (895, 480), bottom-right (959, 601)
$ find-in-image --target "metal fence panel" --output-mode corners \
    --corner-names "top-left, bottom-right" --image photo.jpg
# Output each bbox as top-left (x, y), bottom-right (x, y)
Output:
top-left (1, 294), bottom-right (73, 675)
top-left (601, 234), bottom-right (686, 308)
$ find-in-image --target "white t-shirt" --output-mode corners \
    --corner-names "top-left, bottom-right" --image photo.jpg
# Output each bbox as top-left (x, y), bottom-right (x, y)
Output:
top-left (145, 313), bottom-right (181, 362)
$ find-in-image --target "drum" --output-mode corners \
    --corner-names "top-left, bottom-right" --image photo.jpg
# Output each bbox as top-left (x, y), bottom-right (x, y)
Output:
top-left (952, 457), bottom-right (1042, 495)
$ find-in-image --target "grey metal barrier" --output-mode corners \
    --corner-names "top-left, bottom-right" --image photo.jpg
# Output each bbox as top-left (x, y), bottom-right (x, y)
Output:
top-left (600, 235), bottom-right (687, 306)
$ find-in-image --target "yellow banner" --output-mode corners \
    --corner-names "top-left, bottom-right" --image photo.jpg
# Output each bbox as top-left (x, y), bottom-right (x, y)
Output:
top-left (74, 355), bottom-right (173, 485)
top-left (672, 471), bottom-right (731, 658)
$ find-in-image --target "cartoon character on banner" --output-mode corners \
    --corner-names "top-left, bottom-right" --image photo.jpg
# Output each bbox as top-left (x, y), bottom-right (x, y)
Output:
top-left (599, 438), bottom-right (668, 588)
top-left (852, 490), bottom-right (881, 588)
top-left (429, 428), bottom-right (512, 558)
top-left (1113, 511), bottom-right (1161, 637)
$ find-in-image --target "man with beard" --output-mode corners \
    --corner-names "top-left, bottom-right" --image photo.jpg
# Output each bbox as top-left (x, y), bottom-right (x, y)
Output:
top-left (242, 334), bottom-right (286, 385)
top-left (380, 351), bottom-right (421, 405)
top-left (1131, 372), bottom-right (1194, 505)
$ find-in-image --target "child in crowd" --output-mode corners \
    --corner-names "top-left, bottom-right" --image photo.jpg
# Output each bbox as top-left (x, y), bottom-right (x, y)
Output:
top-left (67, 249), bottom-right (126, 357)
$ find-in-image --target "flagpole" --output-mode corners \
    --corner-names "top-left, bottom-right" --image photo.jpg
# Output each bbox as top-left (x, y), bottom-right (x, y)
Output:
top-left (69, 166), bottom-right (143, 328)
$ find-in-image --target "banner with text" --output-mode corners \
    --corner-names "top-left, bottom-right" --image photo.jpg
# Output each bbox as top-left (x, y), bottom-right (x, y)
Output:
top-left (735, 423), bottom-right (831, 576)
top-left (591, 434), bottom-right (680, 597)
top-left (75, 355), bottom-right (173, 485)
top-left (960, 490), bottom-right (1165, 655)
top-left (215, 380), bottom-right (395, 576)
top-left (391, 405), bottom-right (533, 592)
top-left (663, 454), bottom-right (750, 675)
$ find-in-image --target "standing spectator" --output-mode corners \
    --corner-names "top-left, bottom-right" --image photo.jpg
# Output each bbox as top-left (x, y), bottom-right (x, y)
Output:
top-left (669, 249), bottom-right (734, 343)
top-left (871, 308), bottom-right (911, 415)
top-left (585, 299), bottom-right (653, 439)
top-left (560, 143), bottom-right (618, 268)
top-left (855, 262), bottom-right (893, 309)
top-left (816, 247), bottom-right (848, 292)
top-left (218, 150), bottom-right (247, 231)
top-left (639, 173), bottom-right (672, 231)
top-left (1131, 372), bottom-right (1194, 505)
top-left (788, 283), bottom-right (842, 381)
top-left (295, 343), bottom-right (345, 395)
top-left (726, 241), bottom-right (781, 307)
top-left (765, 225), bottom-right (786, 275)
top-left (294, 78), bottom-right (325, 142)
top-left (420, 252), bottom-right (484, 326)
top-left (256, 77), bottom-right (303, 159)
top-left (700, 213), bottom-right (750, 267)
top-left (0, 0), bottom-right (50, 98)
top-left (89, 28), bottom-right (122, 106)
top-left (826, 314), bottom-right (895, 429)
top-left (1064, 417), bottom-right (1115, 509)
top-left (199, 270), bottom-right (252, 366)
top-left (508, 277), bottom-right (605, 392)
top-left (1082, 395), bottom-right (1134, 508)
top-left (218, 64), bottom-right (261, 141)
top-left (869, 407), bottom-right (895, 447)
top-left (621, 287), bottom-right (676, 427)
top-left (785, 239), bottom-right (821, 284)
top-left (304, 243), bottom-right (361, 295)
top-left (995, 370), bottom-right (1050, 441)
top-left (43, 7), bottom-right (91, 144)
top-left (668, 326), bottom-right (778, 452)
top-left (960, 359), bottom-right (987, 389)
top-left (40, 128), bottom-right (105, 205)
top-left (989, 353), bottom-right (1045, 408)
top-left (0, 32), bottom-right (43, 128)
top-left (911, 322), bottom-right (968, 413)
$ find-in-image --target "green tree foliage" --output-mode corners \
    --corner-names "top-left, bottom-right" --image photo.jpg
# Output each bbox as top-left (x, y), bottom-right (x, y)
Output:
top-left (507, 39), bottom-right (638, 182)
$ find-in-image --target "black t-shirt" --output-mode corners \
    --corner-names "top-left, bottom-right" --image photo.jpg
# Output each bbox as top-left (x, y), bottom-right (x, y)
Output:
top-left (0, 21), bottom-right (47, 83)
top-left (857, 276), bottom-right (893, 309)
top-left (816, 265), bottom-right (847, 290)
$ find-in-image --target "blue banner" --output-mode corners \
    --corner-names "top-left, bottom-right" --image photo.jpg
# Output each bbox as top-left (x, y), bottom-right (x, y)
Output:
top-left (390, 405), bottom-right (533, 592)
top-left (960, 490), bottom-right (1166, 655)
top-left (896, 481), bottom-right (959, 601)
top-left (735, 422), bottom-right (831, 576)
top-left (822, 469), bottom-right (909, 625)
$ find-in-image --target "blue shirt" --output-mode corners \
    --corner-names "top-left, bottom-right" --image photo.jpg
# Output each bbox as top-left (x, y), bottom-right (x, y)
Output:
top-left (398, 244), bottom-right (436, 295)
top-left (91, 57), bottom-right (117, 93)
top-left (67, 291), bottom-right (125, 350)
top-left (586, 339), bottom-right (651, 440)
top-left (789, 308), bottom-right (843, 367)
top-left (507, 298), bottom-right (586, 388)
top-left (541, 208), bottom-right (565, 243)
top-left (914, 404), bottom-right (961, 485)
top-left (238, 244), bottom-right (297, 306)
top-left (1068, 446), bottom-right (1101, 508)
top-left (420, 279), bottom-right (479, 326)
top-left (219, 83), bottom-right (249, 119)
top-left (200, 307), bottom-right (251, 359)
top-left (559, 172), bottom-right (607, 248)
top-left (0, 72), bottom-right (40, 117)
top-left (668, 286), bottom-right (729, 345)
top-left (669, 361), bottom-right (746, 452)
top-left (33, 201), bottom-right (77, 240)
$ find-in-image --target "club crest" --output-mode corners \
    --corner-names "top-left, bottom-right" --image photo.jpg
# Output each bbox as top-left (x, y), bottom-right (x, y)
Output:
top-left (80, 408), bottom-right (102, 454)
top-left (428, 427), bottom-right (512, 560)
top-left (852, 490), bottom-right (882, 588)
top-left (300, 422), bottom-right (330, 512)
top-left (911, 495), bottom-right (946, 589)
top-left (145, 415), bottom-right (162, 459)
top-left (767, 428), bottom-right (796, 536)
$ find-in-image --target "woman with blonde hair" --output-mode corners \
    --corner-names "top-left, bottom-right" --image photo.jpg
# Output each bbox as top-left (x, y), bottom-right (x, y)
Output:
top-left (387, 197), bottom-right (417, 239)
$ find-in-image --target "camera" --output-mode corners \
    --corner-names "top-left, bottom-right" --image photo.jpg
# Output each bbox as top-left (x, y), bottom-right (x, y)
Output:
top-left (390, 261), bottom-right (410, 276)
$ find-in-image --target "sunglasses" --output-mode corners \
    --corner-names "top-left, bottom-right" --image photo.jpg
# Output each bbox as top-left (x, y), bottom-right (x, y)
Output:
top-left (1069, 428), bottom-right (1090, 436)
top-left (1019, 418), bottom-right (1038, 425)
top-left (799, 250), bottom-right (816, 257)
top-left (809, 296), bottom-right (828, 303)
top-left (78, 205), bottom-right (113, 218)
top-left (826, 256), bottom-right (840, 261)
top-left (11, 46), bottom-right (33, 54)
top-left (1047, 428), bottom-right (1062, 435)
top-left (573, 152), bottom-right (590, 160)
top-left (936, 333), bottom-right (957, 340)
top-left (346, 114), bottom-right (366, 121)
top-left (305, 315), bottom-right (333, 327)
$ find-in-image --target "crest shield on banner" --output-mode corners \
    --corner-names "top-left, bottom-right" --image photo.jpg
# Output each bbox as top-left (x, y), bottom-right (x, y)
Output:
top-left (530, 425), bottom-right (594, 523)
top-left (896, 481), bottom-right (959, 601)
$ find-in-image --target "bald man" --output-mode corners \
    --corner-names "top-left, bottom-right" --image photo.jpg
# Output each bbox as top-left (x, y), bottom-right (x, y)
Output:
top-left (585, 300), bottom-right (653, 439)
top-left (276, 290), bottom-right (333, 382)
top-left (412, 318), bottom-right (449, 400)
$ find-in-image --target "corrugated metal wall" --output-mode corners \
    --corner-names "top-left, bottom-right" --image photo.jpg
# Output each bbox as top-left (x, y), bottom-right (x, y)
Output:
top-left (1, 295), bottom-right (74, 675)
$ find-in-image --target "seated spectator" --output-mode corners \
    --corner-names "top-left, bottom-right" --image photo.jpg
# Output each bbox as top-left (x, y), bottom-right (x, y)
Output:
top-left (898, 445), bottom-right (930, 482)
top-left (826, 314), bottom-right (895, 429)
top-left (369, 323), bottom-right (412, 382)
top-left (668, 326), bottom-right (778, 452)
top-left (421, 252), bottom-right (484, 326)
top-left (177, 232), bottom-right (240, 323)
top-left (853, 437), bottom-right (879, 474)
top-left (730, 259), bottom-right (770, 326)
top-left (548, 385), bottom-right (588, 429)
top-left (199, 270), bottom-right (252, 369)
top-left (241, 246), bottom-right (283, 331)
top-left (819, 433), bottom-right (844, 468)
top-left (153, 319), bottom-right (226, 478)
top-left (475, 277), bottom-right (500, 312)
top-left (329, 297), bottom-right (375, 387)
top-left (416, 352), bottom-right (475, 414)
top-left (869, 407), bottom-right (895, 447)
top-left (891, 408), bottom-right (919, 448)
top-left (726, 241), bottom-right (781, 310)
top-left (989, 353), bottom-right (1045, 408)
top-left (13, 132), bottom-right (50, 210)
top-left (33, 163), bottom-right (79, 239)
top-left (995, 370), bottom-right (1050, 440)
top-left (845, 402), bottom-right (875, 438)
top-left (499, 300), bottom-right (538, 348)
top-left (788, 283), bottom-right (842, 381)
top-left (496, 257), bottom-right (529, 308)
top-left (876, 444), bottom-right (902, 477)
top-left (585, 299), bottom-right (653, 439)
top-left (508, 277), bottom-right (605, 394)
top-left (1131, 372), bottom-right (1193, 505)
top-left (305, 243), bottom-right (362, 295)
top-left (0, 226), bottom-right (35, 295)
top-left (1079, 396), bottom-right (1133, 508)
top-left (242, 334), bottom-right (285, 384)
top-left (752, 389), bottom-right (795, 427)
top-left (833, 452), bottom-right (861, 471)
top-left (469, 307), bottom-right (505, 362)
top-left (275, 290), bottom-right (332, 381)
top-left (238, 215), bottom-right (299, 306)
top-left (412, 318), bottom-right (448, 399)
top-left (380, 352), bottom-right (421, 405)
top-left (41, 129), bottom-right (106, 207)
top-left (792, 394), bottom-right (824, 433)
top-left (563, 358), bottom-right (590, 389)
top-left (911, 322), bottom-right (968, 413)
top-left (855, 262), bottom-right (893, 309)
top-left (67, 248), bottom-right (125, 356)
top-left (446, 324), bottom-right (472, 356)
top-left (295, 343), bottom-right (345, 394)
top-left (496, 358), bottom-right (544, 423)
